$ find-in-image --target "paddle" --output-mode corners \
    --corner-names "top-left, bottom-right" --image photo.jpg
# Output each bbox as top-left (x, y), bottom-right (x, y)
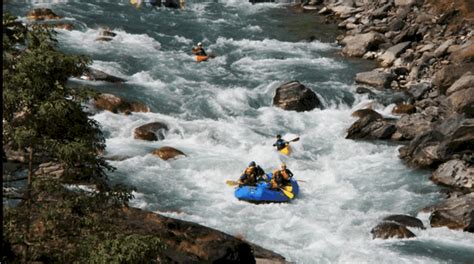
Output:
top-left (289, 137), bottom-right (299, 143)
top-left (280, 187), bottom-right (294, 199)
top-left (225, 180), bottom-right (239, 186)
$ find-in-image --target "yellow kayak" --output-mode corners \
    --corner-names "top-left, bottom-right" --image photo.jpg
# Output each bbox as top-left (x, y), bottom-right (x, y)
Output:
top-left (279, 145), bottom-right (291, 155)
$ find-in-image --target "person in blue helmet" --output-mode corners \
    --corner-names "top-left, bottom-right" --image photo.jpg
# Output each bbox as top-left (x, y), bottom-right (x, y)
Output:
top-left (238, 161), bottom-right (266, 186)
top-left (273, 134), bottom-right (288, 151)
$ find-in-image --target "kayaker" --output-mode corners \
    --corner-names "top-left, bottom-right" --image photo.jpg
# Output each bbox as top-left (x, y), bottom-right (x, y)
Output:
top-left (270, 163), bottom-right (293, 189)
top-left (272, 134), bottom-right (288, 151)
top-left (238, 161), bottom-right (266, 186)
top-left (192, 42), bottom-right (207, 56)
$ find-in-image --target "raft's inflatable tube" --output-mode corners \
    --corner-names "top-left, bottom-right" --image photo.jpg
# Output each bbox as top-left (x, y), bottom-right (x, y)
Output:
top-left (196, 55), bottom-right (209, 62)
top-left (234, 173), bottom-right (299, 203)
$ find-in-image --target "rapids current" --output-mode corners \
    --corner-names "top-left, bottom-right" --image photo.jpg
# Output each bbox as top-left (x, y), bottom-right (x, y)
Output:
top-left (5, 1), bottom-right (474, 263)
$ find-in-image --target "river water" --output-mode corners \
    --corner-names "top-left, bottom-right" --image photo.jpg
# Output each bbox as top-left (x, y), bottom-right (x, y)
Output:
top-left (5, 1), bottom-right (474, 263)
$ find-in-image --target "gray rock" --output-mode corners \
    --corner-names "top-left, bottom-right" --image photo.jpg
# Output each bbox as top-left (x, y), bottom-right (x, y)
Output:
top-left (355, 70), bottom-right (396, 89)
top-left (446, 72), bottom-right (474, 96)
top-left (272, 81), bottom-right (322, 112)
top-left (371, 222), bottom-right (416, 239)
top-left (450, 42), bottom-right (474, 64)
top-left (93, 93), bottom-right (150, 114)
top-left (429, 192), bottom-right (474, 232)
top-left (433, 39), bottom-right (455, 57)
top-left (82, 67), bottom-right (126, 83)
top-left (394, 0), bottom-right (417, 6)
top-left (379, 41), bottom-right (411, 67)
top-left (407, 82), bottom-right (431, 100)
top-left (433, 63), bottom-right (474, 95)
top-left (448, 87), bottom-right (474, 117)
top-left (341, 32), bottom-right (385, 57)
top-left (396, 113), bottom-right (432, 140)
top-left (431, 159), bottom-right (474, 188)
top-left (383, 215), bottom-right (425, 229)
top-left (346, 109), bottom-right (396, 140)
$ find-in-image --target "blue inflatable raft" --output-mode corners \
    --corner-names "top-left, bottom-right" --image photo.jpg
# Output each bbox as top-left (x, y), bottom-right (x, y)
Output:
top-left (234, 173), bottom-right (299, 203)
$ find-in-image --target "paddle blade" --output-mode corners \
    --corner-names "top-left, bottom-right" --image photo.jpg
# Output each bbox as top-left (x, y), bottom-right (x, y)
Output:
top-left (280, 188), bottom-right (294, 199)
top-left (282, 185), bottom-right (293, 192)
top-left (290, 137), bottom-right (300, 142)
top-left (226, 180), bottom-right (239, 186)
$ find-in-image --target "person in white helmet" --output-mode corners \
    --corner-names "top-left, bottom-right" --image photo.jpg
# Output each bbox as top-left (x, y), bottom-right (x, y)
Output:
top-left (192, 42), bottom-right (207, 56)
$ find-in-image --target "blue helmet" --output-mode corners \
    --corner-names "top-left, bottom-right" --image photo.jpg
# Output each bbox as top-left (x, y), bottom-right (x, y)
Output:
top-left (249, 161), bottom-right (256, 167)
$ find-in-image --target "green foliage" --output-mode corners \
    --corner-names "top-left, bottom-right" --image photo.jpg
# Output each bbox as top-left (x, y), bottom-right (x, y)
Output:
top-left (3, 13), bottom-right (108, 184)
top-left (79, 234), bottom-right (164, 264)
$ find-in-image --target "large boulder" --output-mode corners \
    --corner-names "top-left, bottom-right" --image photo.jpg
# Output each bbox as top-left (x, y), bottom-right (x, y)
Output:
top-left (272, 81), bottom-right (322, 112)
top-left (93, 93), bottom-right (150, 114)
top-left (431, 159), bottom-right (474, 188)
top-left (153, 146), bottom-right (186, 160)
top-left (395, 113), bottom-right (432, 140)
top-left (120, 207), bottom-right (286, 262)
top-left (446, 72), bottom-right (474, 117)
top-left (429, 192), bottom-right (474, 232)
top-left (399, 114), bottom-right (474, 168)
top-left (341, 32), bottom-right (385, 57)
top-left (433, 63), bottom-right (474, 95)
top-left (370, 222), bottom-right (416, 239)
top-left (82, 68), bottom-right (125, 83)
top-left (346, 109), bottom-right (397, 140)
top-left (450, 43), bottom-right (474, 65)
top-left (134, 122), bottom-right (169, 141)
top-left (26, 8), bottom-right (61, 20)
top-left (383, 215), bottom-right (425, 229)
top-left (355, 70), bottom-right (396, 89)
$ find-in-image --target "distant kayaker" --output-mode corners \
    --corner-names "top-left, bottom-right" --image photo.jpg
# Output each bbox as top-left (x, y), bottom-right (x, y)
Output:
top-left (192, 42), bottom-right (207, 56)
top-left (270, 163), bottom-right (293, 189)
top-left (238, 161), bottom-right (266, 186)
top-left (273, 134), bottom-right (288, 151)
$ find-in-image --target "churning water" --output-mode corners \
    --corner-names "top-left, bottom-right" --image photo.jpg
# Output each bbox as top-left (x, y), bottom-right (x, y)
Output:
top-left (5, 1), bottom-right (474, 263)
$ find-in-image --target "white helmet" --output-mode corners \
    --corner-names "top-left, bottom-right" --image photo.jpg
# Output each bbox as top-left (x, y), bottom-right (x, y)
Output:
top-left (197, 42), bottom-right (202, 46)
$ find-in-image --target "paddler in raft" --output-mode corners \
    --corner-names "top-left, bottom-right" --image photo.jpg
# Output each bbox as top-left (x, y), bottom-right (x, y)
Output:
top-left (238, 161), bottom-right (267, 187)
top-left (269, 163), bottom-right (293, 189)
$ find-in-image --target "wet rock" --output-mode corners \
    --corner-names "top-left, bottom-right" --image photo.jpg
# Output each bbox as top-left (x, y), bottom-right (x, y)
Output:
top-left (392, 104), bottom-right (416, 115)
top-left (134, 122), bottom-right (169, 141)
top-left (153, 146), bottom-right (186, 160)
top-left (120, 207), bottom-right (286, 262)
top-left (429, 192), bottom-right (474, 232)
top-left (356, 87), bottom-right (376, 95)
top-left (164, 0), bottom-right (181, 8)
top-left (371, 222), bottom-right (416, 239)
top-left (378, 41), bottom-right (411, 67)
top-left (396, 113), bottom-right (432, 140)
top-left (347, 109), bottom-right (396, 140)
top-left (26, 8), bottom-right (61, 21)
top-left (82, 68), bottom-right (125, 83)
top-left (355, 70), bottom-right (396, 89)
top-left (383, 215), bottom-right (425, 229)
top-left (341, 32), bottom-right (385, 57)
top-left (95, 37), bottom-right (113, 42)
top-left (272, 81), bottom-right (322, 112)
top-left (93, 93), bottom-right (150, 114)
top-left (431, 159), bottom-right (474, 189)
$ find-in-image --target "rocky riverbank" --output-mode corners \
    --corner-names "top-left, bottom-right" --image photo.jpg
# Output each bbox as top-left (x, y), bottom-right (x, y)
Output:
top-left (299, 0), bottom-right (473, 236)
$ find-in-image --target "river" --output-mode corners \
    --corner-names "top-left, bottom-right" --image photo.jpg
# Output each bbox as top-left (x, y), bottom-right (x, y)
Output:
top-left (4, 1), bottom-right (474, 263)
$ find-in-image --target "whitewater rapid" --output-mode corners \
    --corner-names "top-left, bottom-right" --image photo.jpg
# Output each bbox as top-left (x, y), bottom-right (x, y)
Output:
top-left (5, 1), bottom-right (474, 263)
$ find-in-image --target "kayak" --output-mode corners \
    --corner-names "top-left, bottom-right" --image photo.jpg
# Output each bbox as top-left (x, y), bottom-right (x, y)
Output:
top-left (234, 173), bottom-right (299, 203)
top-left (279, 145), bottom-right (291, 155)
top-left (196, 55), bottom-right (209, 62)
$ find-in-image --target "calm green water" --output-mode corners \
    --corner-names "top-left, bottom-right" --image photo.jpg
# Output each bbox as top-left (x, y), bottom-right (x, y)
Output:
top-left (4, 1), bottom-right (474, 263)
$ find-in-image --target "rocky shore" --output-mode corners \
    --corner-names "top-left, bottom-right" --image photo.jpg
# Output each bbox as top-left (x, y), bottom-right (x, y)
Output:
top-left (299, 0), bottom-right (473, 237)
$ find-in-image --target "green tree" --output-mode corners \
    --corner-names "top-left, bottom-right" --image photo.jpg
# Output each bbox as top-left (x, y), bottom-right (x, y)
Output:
top-left (2, 14), bottom-right (155, 263)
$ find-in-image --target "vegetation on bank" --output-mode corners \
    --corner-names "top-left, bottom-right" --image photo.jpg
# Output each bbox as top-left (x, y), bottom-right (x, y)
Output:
top-left (2, 14), bottom-right (164, 263)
